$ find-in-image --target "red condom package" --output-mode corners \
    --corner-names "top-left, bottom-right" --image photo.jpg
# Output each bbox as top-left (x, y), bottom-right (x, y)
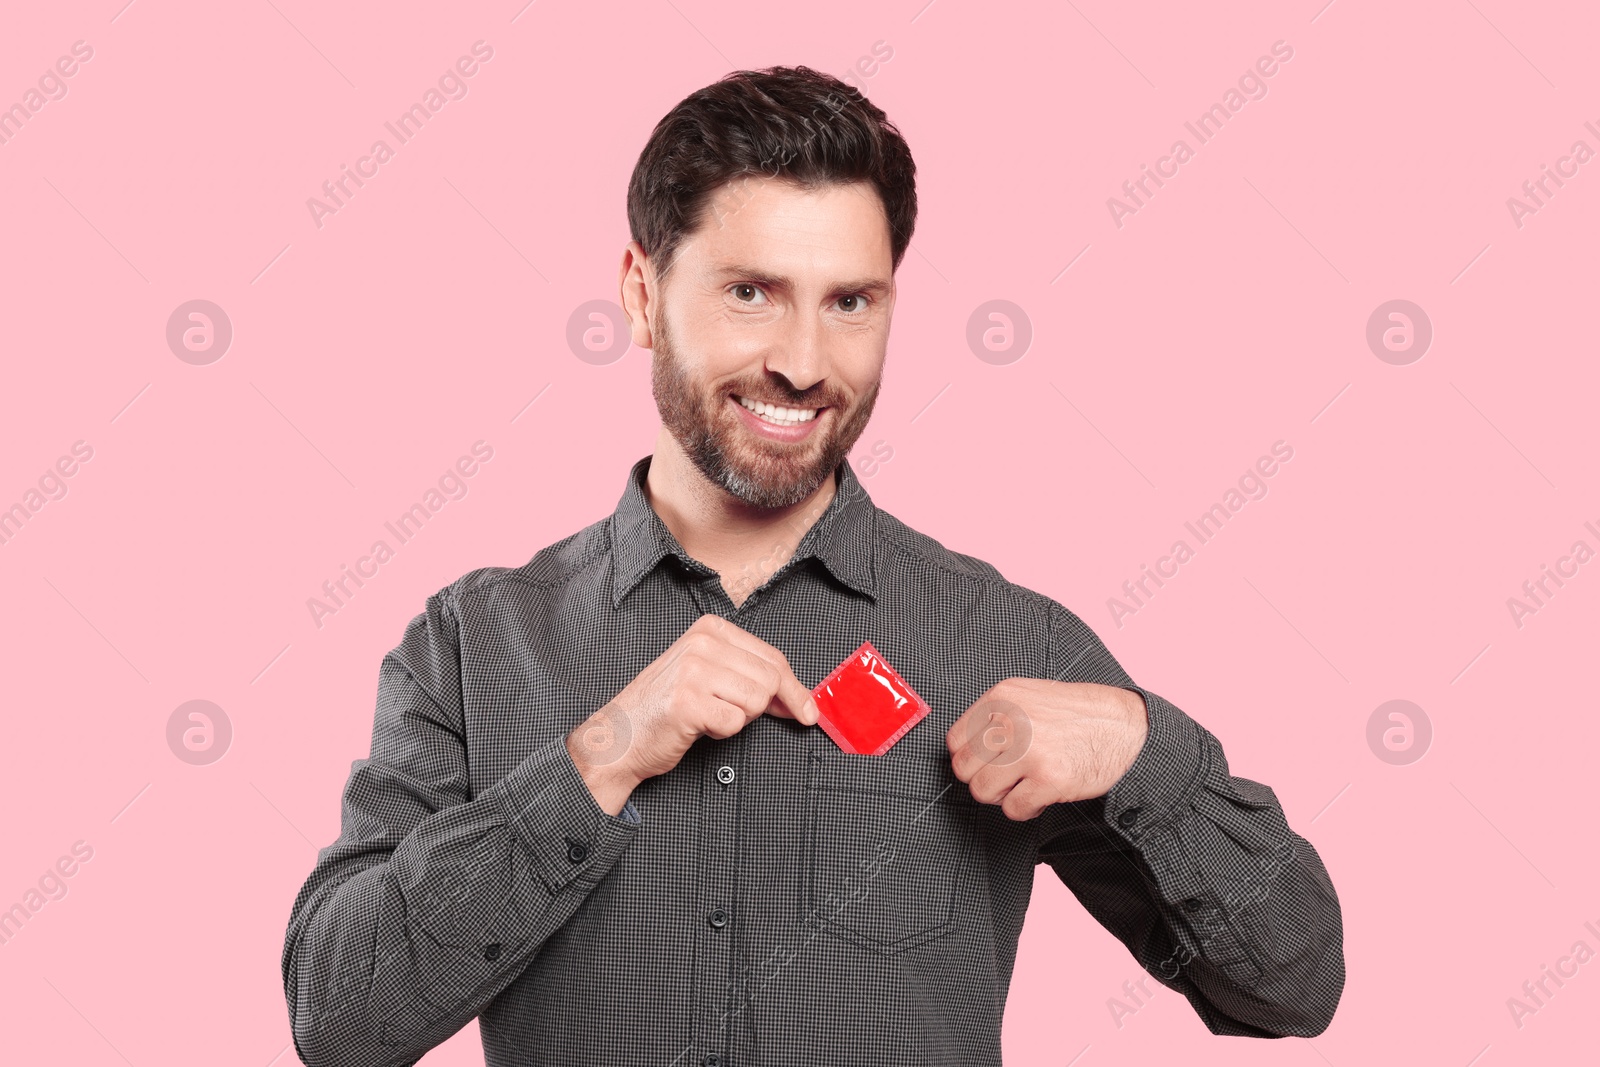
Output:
top-left (812, 640), bottom-right (932, 756)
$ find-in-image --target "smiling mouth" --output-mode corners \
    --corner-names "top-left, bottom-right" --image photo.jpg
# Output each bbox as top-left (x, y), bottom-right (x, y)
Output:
top-left (732, 393), bottom-right (825, 427)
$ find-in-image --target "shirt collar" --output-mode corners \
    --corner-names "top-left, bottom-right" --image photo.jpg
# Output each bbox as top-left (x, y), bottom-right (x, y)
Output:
top-left (608, 453), bottom-right (878, 609)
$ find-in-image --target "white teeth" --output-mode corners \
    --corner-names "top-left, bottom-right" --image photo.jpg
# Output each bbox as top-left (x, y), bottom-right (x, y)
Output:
top-left (736, 395), bottom-right (819, 426)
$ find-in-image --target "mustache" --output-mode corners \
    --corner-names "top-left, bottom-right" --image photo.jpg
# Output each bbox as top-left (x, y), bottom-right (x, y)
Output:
top-left (724, 384), bottom-right (840, 408)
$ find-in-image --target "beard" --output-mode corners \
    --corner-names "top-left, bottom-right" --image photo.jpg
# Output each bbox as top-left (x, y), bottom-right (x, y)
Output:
top-left (650, 306), bottom-right (881, 510)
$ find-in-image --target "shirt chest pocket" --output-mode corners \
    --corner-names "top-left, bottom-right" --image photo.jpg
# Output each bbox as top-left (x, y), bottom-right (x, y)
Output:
top-left (802, 749), bottom-right (977, 956)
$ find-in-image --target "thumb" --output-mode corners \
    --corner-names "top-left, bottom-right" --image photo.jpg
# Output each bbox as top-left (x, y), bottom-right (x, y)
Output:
top-left (769, 666), bottom-right (819, 726)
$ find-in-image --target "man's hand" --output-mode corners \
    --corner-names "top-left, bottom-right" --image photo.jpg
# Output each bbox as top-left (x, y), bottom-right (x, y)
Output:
top-left (567, 614), bottom-right (819, 814)
top-left (946, 679), bottom-right (1149, 820)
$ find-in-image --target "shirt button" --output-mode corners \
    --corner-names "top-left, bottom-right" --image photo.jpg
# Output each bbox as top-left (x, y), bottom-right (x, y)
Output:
top-left (1182, 898), bottom-right (1203, 913)
top-left (483, 943), bottom-right (502, 961)
top-left (1116, 807), bottom-right (1141, 828)
top-left (708, 907), bottom-right (730, 929)
top-left (566, 840), bottom-right (589, 863)
top-left (716, 765), bottom-right (736, 785)
top-left (702, 1054), bottom-right (721, 1067)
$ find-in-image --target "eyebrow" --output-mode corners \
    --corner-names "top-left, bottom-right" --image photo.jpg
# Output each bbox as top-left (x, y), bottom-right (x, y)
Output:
top-left (711, 264), bottom-right (892, 299)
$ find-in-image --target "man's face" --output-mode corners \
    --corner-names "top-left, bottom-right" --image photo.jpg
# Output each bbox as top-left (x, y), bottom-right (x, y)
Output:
top-left (643, 176), bottom-right (895, 509)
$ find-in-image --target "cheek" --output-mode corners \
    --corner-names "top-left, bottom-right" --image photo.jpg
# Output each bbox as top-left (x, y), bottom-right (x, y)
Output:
top-left (686, 306), bottom-right (763, 358)
top-left (841, 349), bottom-right (887, 397)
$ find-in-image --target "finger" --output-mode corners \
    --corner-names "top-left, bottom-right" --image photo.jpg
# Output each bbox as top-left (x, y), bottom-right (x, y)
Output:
top-left (700, 697), bottom-right (751, 740)
top-left (948, 733), bottom-right (1009, 782)
top-left (950, 696), bottom-right (1033, 768)
top-left (947, 737), bottom-right (983, 782)
top-left (769, 668), bottom-right (819, 726)
top-left (963, 758), bottom-right (1024, 808)
top-left (713, 646), bottom-right (793, 723)
top-left (730, 633), bottom-right (816, 725)
top-left (947, 685), bottom-right (1004, 753)
top-left (946, 719), bottom-right (995, 775)
top-left (702, 618), bottom-right (817, 725)
top-left (998, 776), bottom-right (1050, 822)
top-left (706, 646), bottom-right (784, 721)
top-left (947, 699), bottom-right (980, 754)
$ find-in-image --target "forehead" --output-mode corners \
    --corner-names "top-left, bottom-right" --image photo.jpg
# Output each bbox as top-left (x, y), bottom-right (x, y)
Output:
top-left (674, 176), bottom-right (893, 281)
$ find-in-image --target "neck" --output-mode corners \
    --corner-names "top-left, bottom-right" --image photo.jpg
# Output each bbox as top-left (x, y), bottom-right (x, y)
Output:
top-left (645, 425), bottom-right (838, 602)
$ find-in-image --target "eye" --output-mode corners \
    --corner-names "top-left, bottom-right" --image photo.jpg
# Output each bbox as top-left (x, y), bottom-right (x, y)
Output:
top-left (835, 293), bottom-right (871, 314)
top-left (730, 283), bottom-right (768, 305)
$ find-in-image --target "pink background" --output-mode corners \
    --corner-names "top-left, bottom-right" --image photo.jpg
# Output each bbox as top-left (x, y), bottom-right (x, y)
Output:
top-left (2, 0), bottom-right (1596, 1063)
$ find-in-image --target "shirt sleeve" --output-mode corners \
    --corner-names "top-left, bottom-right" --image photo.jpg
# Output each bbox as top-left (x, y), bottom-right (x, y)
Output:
top-left (1030, 598), bottom-right (1345, 1037)
top-left (280, 583), bottom-right (642, 1067)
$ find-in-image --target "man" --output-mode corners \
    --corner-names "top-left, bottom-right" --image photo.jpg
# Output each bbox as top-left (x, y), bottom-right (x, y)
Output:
top-left (281, 66), bottom-right (1344, 1066)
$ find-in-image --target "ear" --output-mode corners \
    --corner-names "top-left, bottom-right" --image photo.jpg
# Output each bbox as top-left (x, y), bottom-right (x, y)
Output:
top-left (618, 241), bottom-right (656, 349)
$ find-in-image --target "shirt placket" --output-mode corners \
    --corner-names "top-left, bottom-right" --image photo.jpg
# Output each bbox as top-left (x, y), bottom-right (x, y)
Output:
top-left (693, 722), bottom-right (750, 1066)
top-left (681, 570), bottom-right (744, 1067)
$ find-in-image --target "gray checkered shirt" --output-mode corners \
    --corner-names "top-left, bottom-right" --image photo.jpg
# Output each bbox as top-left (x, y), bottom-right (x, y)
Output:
top-left (281, 454), bottom-right (1344, 1066)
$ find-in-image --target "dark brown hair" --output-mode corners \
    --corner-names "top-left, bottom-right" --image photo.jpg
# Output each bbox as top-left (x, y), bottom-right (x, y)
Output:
top-left (626, 65), bottom-right (917, 284)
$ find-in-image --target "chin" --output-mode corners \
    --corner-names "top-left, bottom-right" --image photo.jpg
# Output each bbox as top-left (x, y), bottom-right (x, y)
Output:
top-left (711, 441), bottom-right (834, 510)
top-left (715, 457), bottom-right (830, 509)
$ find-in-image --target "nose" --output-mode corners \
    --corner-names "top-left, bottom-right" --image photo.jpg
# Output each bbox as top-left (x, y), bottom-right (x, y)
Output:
top-left (763, 310), bottom-right (828, 397)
